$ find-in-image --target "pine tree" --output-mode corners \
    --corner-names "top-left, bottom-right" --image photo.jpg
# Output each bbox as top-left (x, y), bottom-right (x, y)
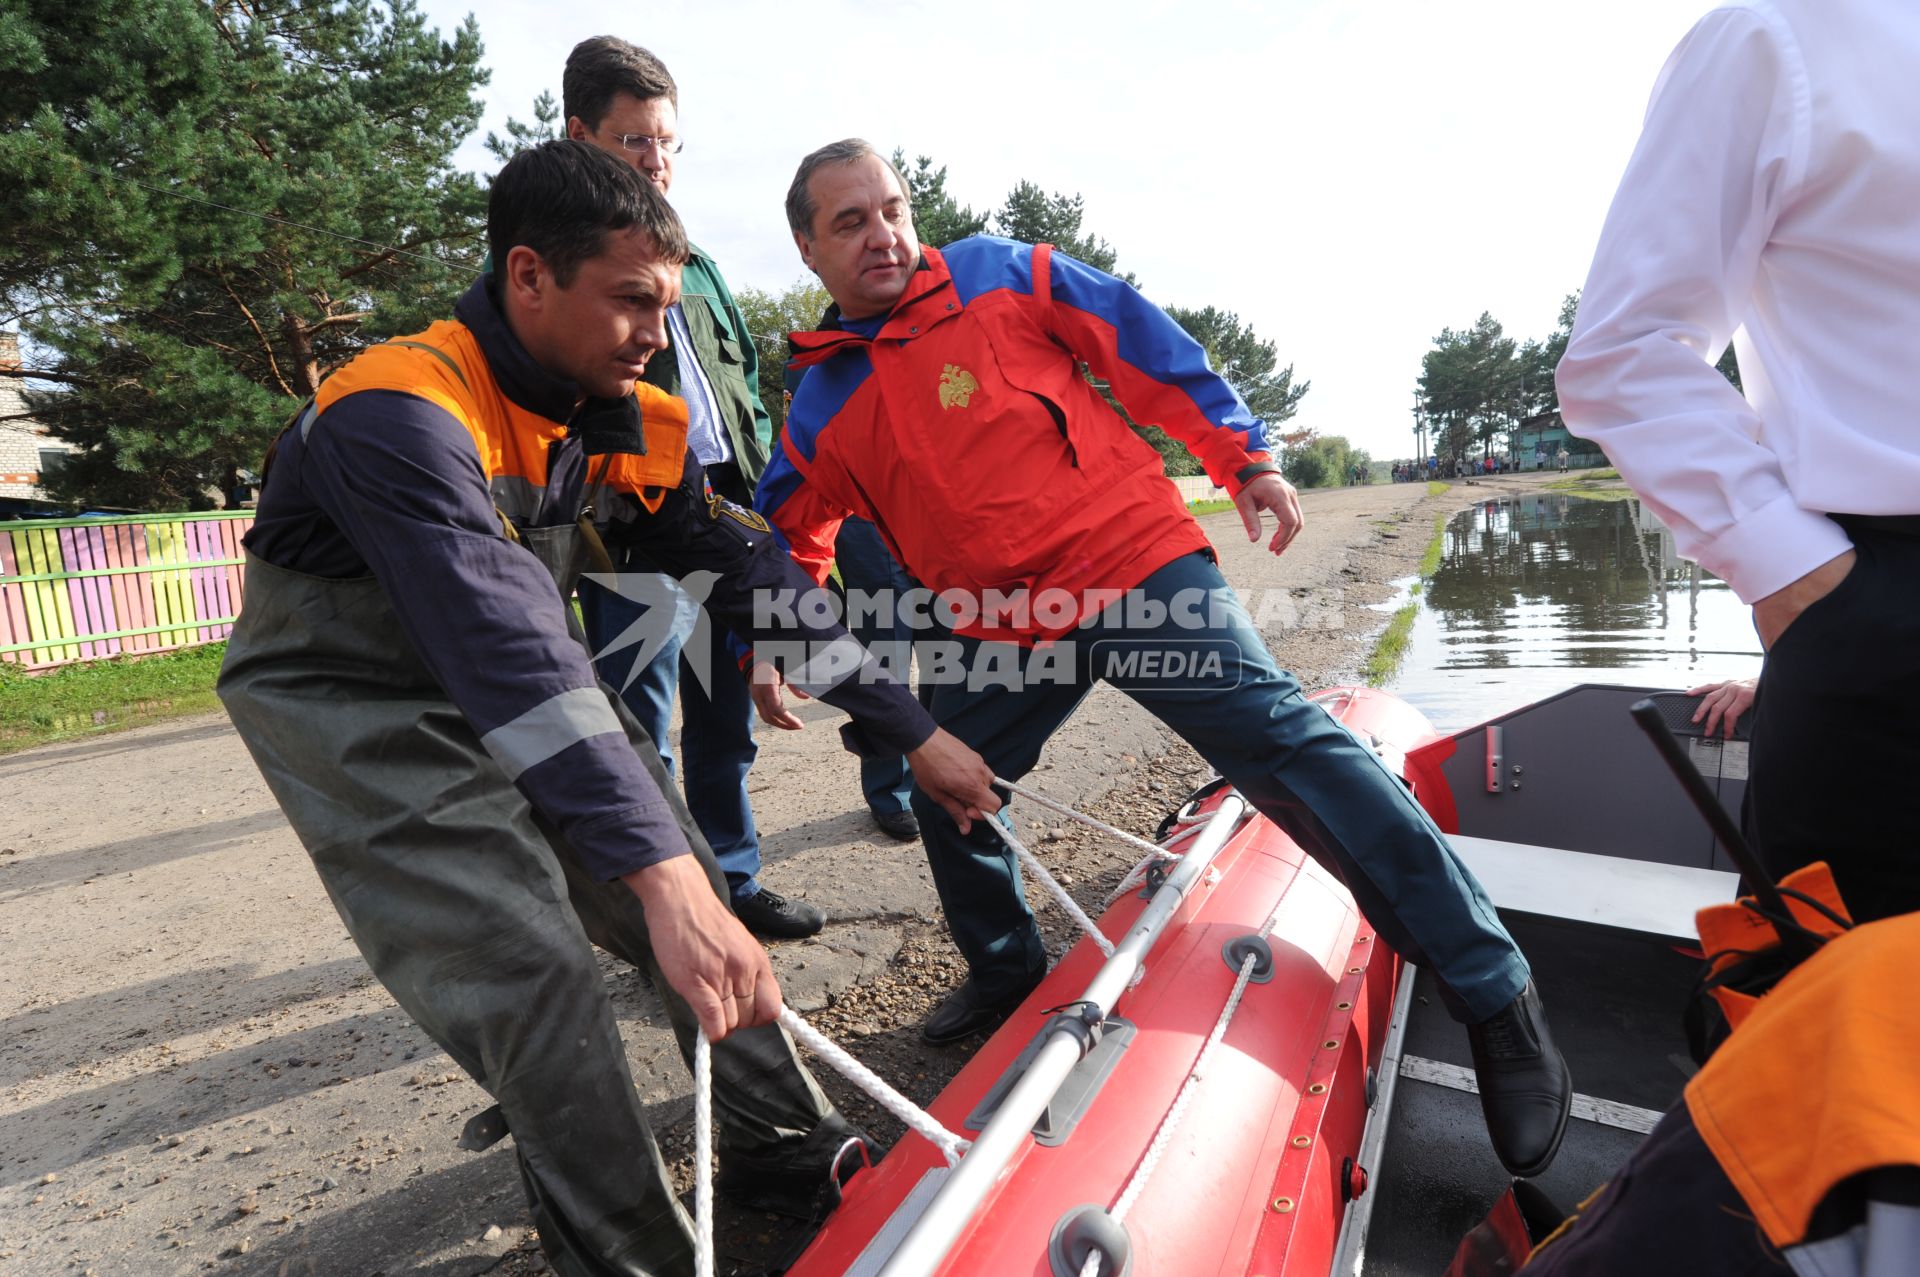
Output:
top-left (1, 0), bottom-right (489, 509)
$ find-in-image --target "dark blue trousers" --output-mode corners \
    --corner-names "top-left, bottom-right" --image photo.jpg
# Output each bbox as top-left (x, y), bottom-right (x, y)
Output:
top-left (834, 517), bottom-right (915, 816)
top-left (911, 552), bottom-right (1528, 1022)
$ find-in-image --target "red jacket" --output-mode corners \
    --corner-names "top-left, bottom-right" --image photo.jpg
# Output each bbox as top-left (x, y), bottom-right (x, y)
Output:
top-left (755, 237), bottom-right (1276, 644)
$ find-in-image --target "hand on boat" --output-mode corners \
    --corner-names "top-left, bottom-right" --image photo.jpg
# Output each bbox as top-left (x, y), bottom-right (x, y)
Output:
top-left (748, 660), bottom-right (811, 730)
top-left (907, 728), bottom-right (1001, 835)
top-left (624, 853), bottom-right (784, 1040)
top-left (1751, 548), bottom-right (1856, 650)
top-left (1686, 677), bottom-right (1757, 738)
top-left (1235, 472), bottom-right (1305, 556)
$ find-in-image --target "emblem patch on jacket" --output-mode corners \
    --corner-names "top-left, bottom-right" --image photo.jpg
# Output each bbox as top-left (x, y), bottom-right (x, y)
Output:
top-left (938, 364), bottom-right (979, 410)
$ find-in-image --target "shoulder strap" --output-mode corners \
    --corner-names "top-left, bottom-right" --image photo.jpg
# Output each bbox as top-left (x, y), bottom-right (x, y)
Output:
top-left (385, 339), bottom-right (470, 389)
top-left (1032, 242), bottom-right (1054, 309)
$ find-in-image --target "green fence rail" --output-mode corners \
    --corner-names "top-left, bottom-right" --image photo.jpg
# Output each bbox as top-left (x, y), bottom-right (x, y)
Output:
top-left (0, 512), bottom-right (254, 670)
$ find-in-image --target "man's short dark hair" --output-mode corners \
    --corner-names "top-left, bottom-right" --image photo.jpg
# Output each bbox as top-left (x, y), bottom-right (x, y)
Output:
top-left (563, 36), bottom-right (677, 129)
top-left (489, 140), bottom-right (689, 286)
top-left (786, 138), bottom-right (913, 238)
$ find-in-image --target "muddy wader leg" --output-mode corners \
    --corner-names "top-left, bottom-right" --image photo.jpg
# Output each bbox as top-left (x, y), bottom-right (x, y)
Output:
top-left (542, 713), bottom-right (836, 1160)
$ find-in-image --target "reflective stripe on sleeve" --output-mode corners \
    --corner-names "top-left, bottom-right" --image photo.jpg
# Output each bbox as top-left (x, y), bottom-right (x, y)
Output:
top-left (480, 686), bottom-right (624, 782)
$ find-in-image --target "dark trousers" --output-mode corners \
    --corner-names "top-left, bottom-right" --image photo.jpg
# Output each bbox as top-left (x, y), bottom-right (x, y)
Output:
top-left (910, 552), bottom-right (1529, 1022)
top-left (833, 517), bottom-right (916, 815)
top-left (1748, 520), bottom-right (1920, 922)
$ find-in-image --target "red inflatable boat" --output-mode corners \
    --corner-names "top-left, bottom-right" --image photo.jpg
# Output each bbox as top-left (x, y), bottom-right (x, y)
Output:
top-left (785, 686), bottom-right (1438, 1277)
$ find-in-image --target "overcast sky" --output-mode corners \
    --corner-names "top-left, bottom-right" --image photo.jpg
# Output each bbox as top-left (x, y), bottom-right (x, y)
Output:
top-left (413, 0), bottom-right (1702, 462)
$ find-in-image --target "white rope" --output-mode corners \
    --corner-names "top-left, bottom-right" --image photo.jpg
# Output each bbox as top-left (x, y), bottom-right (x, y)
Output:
top-left (1101, 812), bottom-right (1213, 907)
top-left (693, 1030), bottom-right (714, 1277)
top-left (996, 777), bottom-right (1177, 862)
top-left (777, 1007), bottom-right (972, 1166)
top-left (988, 818), bottom-right (1116, 958)
top-left (1077, 900), bottom-right (1281, 1277)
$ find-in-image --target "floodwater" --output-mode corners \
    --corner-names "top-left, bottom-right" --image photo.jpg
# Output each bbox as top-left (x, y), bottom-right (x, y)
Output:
top-left (1387, 492), bottom-right (1764, 733)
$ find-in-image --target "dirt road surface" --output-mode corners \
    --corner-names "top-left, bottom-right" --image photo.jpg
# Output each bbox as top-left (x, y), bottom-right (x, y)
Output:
top-left (0, 479), bottom-right (1503, 1276)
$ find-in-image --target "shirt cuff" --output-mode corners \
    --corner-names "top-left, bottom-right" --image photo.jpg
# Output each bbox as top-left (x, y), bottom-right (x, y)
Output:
top-left (1694, 492), bottom-right (1855, 603)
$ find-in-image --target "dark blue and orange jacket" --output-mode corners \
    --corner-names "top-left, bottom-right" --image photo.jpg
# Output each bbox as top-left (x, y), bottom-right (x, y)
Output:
top-left (755, 236), bottom-right (1276, 644)
top-left (244, 276), bottom-right (934, 881)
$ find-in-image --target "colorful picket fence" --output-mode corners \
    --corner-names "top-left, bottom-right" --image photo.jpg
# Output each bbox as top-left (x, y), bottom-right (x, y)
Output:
top-left (0, 512), bottom-right (253, 672)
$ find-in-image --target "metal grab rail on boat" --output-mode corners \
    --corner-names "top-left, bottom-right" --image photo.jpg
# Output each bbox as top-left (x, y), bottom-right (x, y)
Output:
top-left (874, 793), bottom-right (1253, 1277)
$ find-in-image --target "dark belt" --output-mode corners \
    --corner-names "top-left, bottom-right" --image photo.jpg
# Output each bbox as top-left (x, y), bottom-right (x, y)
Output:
top-left (1834, 513), bottom-right (1920, 537)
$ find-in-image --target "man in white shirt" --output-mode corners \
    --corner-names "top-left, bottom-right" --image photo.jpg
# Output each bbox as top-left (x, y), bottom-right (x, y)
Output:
top-left (1558, 0), bottom-right (1920, 921)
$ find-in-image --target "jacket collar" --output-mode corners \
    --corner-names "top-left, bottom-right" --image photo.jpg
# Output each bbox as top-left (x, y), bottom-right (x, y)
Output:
top-left (456, 275), bottom-right (582, 424)
top-left (788, 246), bottom-right (961, 369)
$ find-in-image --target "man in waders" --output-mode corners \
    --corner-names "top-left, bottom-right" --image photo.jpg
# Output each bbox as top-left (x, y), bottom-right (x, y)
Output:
top-left (218, 140), bottom-right (998, 1276)
top-left (752, 140), bottom-right (1573, 1181)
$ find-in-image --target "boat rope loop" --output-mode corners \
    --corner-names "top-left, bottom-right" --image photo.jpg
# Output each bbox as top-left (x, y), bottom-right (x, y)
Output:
top-left (1076, 902), bottom-right (1285, 1277)
top-left (1103, 811), bottom-right (1213, 908)
top-left (778, 1006), bottom-right (973, 1167)
top-left (693, 1030), bottom-right (715, 1277)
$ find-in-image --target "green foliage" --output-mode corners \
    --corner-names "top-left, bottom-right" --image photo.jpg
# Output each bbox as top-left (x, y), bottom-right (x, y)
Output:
top-left (485, 90), bottom-right (559, 166)
top-left (734, 278), bottom-right (833, 432)
top-left (1285, 434), bottom-right (1369, 489)
top-left (891, 150), bottom-right (987, 250)
top-left (1418, 311), bottom-right (1519, 464)
top-left (1164, 305), bottom-right (1309, 427)
top-left (994, 180), bottom-right (1127, 280)
top-left (0, 641), bottom-right (227, 752)
top-left (1, 0), bottom-right (490, 510)
top-left (1420, 289), bottom-right (1742, 470)
top-left (1284, 445), bottom-right (1328, 489)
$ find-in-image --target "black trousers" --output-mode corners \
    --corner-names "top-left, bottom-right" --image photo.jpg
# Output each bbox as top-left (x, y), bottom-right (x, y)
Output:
top-left (1748, 518), bottom-right (1920, 923)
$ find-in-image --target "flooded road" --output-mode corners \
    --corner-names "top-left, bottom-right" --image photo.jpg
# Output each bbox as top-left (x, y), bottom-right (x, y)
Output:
top-left (1389, 491), bottom-right (1764, 732)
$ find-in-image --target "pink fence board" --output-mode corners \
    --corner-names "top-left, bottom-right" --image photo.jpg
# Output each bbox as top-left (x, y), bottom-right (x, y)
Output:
top-left (0, 513), bottom-right (253, 671)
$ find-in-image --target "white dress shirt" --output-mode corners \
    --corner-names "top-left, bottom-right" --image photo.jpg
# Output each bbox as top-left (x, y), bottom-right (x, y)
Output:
top-left (665, 302), bottom-right (732, 468)
top-left (1557, 0), bottom-right (1920, 603)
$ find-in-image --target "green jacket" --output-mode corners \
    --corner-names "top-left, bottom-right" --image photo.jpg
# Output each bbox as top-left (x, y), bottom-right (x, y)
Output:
top-left (643, 244), bottom-right (774, 487)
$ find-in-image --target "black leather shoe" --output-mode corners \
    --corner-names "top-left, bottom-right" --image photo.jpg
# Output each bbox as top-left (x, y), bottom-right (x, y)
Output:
top-left (1467, 979), bottom-right (1572, 1178)
top-left (922, 966), bottom-right (1047, 1045)
top-left (734, 887), bottom-right (826, 940)
top-left (872, 808), bottom-right (921, 841)
top-left (717, 1113), bottom-right (874, 1221)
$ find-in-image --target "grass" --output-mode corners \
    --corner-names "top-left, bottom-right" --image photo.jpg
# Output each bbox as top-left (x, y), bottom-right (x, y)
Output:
top-left (1543, 466), bottom-right (1623, 490)
top-left (1426, 480), bottom-right (1450, 497)
top-left (0, 642), bottom-right (228, 754)
top-left (1363, 508), bottom-right (1451, 688)
top-left (1187, 498), bottom-right (1235, 516)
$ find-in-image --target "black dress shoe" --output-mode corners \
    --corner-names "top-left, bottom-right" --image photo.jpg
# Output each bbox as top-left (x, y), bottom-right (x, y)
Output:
top-left (717, 1113), bottom-right (874, 1220)
top-left (922, 966), bottom-right (1047, 1045)
top-left (871, 808), bottom-right (921, 841)
top-left (1467, 979), bottom-right (1572, 1178)
top-left (734, 887), bottom-right (826, 940)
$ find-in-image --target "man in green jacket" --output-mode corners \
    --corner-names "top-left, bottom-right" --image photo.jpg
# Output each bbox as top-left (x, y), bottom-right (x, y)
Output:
top-left (564, 37), bottom-right (821, 940)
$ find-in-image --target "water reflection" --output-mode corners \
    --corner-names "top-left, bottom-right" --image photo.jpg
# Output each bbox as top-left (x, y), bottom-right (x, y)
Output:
top-left (1390, 493), bottom-right (1763, 732)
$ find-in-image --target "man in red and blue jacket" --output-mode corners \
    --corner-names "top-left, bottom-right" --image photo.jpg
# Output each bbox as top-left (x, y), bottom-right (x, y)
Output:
top-left (753, 140), bottom-right (1572, 1179)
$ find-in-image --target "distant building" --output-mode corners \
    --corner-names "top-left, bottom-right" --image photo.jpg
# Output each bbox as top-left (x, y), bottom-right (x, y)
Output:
top-left (1513, 409), bottom-right (1605, 470)
top-left (0, 331), bottom-right (77, 510)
